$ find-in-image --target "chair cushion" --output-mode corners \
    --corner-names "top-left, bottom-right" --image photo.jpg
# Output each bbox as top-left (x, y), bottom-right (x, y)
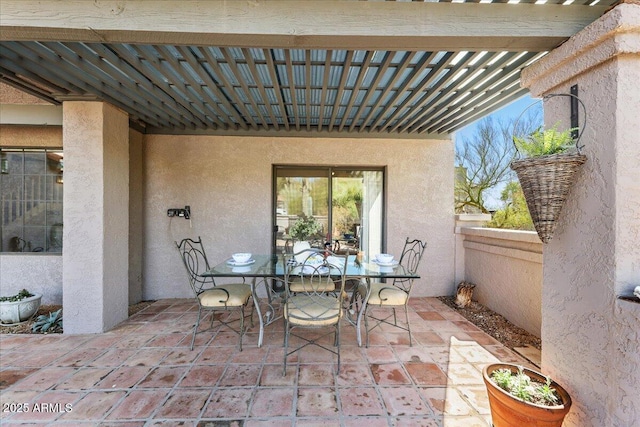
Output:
top-left (284, 295), bottom-right (341, 326)
top-left (288, 276), bottom-right (336, 293)
top-left (358, 282), bottom-right (408, 306)
top-left (199, 283), bottom-right (252, 307)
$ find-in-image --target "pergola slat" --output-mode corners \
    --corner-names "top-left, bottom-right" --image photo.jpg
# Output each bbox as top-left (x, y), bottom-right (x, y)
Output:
top-left (173, 46), bottom-right (233, 129)
top-left (4, 42), bottom-right (167, 128)
top-left (87, 43), bottom-right (214, 130)
top-left (242, 48), bottom-right (280, 131)
top-left (420, 52), bottom-right (542, 133)
top-left (348, 51), bottom-right (394, 133)
top-left (357, 51), bottom-right (417, 133)
top-left (196, 47), bottom-right (252, 130)
top-left (152, 45), bottom-right (218, 129)
top-left (338, 50), bottom-right (373, 132)
top-left (387, 51), bottom-right (482, 133)
top-left (219, 48), bottom-right (269, 131)
top-left (264, 48), bottom-right (290, 131)
top-left (53, 42), bottom-right (190, 130)
top-left (327, 51), bottom-right (354, 132)
top-left (317, 50), bottom-right (333, 132)
top-left (284, 50), bottom-right (301, 131)
top-left (373, 51), bottom-right (453, 132)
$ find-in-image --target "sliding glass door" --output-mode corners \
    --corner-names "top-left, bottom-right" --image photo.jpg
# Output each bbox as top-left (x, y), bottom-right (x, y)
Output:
top-left (273, 166), bottom-right (384, 258)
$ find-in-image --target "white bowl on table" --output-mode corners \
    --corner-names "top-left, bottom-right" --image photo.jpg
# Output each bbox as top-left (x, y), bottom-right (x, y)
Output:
top-left (376, 253), bottom-right (394, 264)
top-left (232, 252), bottom-right (252, 264)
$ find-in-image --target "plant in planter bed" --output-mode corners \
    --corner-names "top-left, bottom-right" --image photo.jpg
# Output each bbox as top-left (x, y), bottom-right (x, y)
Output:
top-left (32, 308), bottom-right (63, 333)
top-left (0, 289), bottom-right (42, 325)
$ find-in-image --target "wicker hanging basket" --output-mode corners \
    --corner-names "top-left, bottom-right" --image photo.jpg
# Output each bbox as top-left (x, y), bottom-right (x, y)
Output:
top-left (510, 93), bottom-right (587, 244)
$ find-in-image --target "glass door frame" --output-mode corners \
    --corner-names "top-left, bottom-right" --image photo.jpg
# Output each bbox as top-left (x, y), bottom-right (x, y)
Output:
top-left (272, 164), bottom-right (387, 257)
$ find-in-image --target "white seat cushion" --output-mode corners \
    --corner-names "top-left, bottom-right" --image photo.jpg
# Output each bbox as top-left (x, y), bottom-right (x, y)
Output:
top-left (284, 295), bottom-right (341, 326)
top-left (199, 283), bottom-right (251, 307)
top-left (358, 282), bottom-right (407, 306)
top-left (289, 276), bottom-right (336, 293)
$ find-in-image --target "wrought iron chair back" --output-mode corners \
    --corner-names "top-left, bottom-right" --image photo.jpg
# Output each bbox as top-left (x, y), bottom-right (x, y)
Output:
top-left (393, 238), bottom-right (427, 293)
top-left (175, 236), bottom-right (253, 351)
top-left (353, 237), bottom-right (427, 347)
top-left (176, 237), bottom-right (213, 295)
top-left (282, 248), bottom-right (347, 375)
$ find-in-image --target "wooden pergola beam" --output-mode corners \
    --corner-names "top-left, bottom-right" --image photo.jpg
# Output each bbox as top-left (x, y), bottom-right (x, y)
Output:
top-left (0, 1), bottom-right (608, 51)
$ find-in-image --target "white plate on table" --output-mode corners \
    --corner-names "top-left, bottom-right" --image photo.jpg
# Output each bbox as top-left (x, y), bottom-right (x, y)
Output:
top-left (373, 259), bottom-right (399, 267)
top-left (226, 259), bottom-right (256, 266)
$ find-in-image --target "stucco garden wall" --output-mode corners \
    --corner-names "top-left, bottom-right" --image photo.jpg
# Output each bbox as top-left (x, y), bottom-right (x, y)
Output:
top-left (521, 4), bottom-right (640, 426)
top-left (458, 227), bottom-right (542, 337)
top-left (142, 135), bottom-right (456, 301)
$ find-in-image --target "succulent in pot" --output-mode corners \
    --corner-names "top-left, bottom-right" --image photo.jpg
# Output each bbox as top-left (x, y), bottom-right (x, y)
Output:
top-left (0, 289), bottom-right (42, 325)
top-left (483, 363), bottom-right (572, 427)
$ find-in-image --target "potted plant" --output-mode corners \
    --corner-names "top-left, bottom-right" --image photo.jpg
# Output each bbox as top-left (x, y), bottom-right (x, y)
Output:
top-left (483, 363), bottom-right (572, 427)
top-left (0, 289), bottom-right (42, 325)
top-left (511, 116), bottom-right (587, 243)
top-left (289, 214), bottom-right (322, 262)
top-left (289, 214), bottom-right (322, 243)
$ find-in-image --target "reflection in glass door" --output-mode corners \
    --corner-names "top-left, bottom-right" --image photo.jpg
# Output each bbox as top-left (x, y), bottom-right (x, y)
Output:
top-left (273, 166), bottom-right (384, 258)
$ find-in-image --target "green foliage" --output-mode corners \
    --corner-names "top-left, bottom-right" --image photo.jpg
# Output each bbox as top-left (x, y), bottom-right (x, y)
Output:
top-left (289, 214), bottom-right (322, 240)
top-left (513, 124), bottom-right (577, 157)
top-left (455, 109), bottom-right (541, 214)
top-left (31, 309), bottom-right (63, 333)
top-left (490, 366), bottom-right (560, 406)
top-left (487, 181), bottom-right (534, 230)
top-left (0, 289), bottom-right (34, 302)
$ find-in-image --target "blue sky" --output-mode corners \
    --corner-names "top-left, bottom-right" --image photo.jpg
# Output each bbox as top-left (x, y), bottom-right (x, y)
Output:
top-left (453, 94), bottom-right (535, 143)
top-left (453, 94), bottom-right (536, 210)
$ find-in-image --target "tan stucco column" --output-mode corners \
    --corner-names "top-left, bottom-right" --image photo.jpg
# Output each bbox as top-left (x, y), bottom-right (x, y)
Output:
top-left (62, 101), bottom-right (130, 333)
top-left (521, 4), bottom-right (640, 427)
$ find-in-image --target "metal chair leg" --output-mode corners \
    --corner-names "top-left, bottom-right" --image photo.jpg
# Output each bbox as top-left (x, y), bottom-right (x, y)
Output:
top-left (191, 306), bottom-right (203, 350)
top-left (404, 304), bottom-right (412, 346)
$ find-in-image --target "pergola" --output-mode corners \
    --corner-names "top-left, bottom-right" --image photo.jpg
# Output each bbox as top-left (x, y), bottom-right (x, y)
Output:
top-left (2, 3), bottom-right (639, 426)
top-left (0, 0), bottom-right (614, 137)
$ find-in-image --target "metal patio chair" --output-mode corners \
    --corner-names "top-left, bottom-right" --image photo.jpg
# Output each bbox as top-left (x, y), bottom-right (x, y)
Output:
top-left (356, 237), bottom-right (426, 347)
top-left (282, 248), bottom-right (347, 375)
top-left (175, 237), bottom-right (253, 351)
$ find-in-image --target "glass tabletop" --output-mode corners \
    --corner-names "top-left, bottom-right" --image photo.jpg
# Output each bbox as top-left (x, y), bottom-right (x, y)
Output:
top-left (203, 254), bottom-right (418, 279)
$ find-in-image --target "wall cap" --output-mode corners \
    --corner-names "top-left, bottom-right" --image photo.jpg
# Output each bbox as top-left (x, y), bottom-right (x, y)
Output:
top-left (457, 226), bottom-right (542, 244)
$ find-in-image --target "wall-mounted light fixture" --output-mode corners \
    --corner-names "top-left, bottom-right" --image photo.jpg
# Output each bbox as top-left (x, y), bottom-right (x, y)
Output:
top-left (167, 205), bottom-right (191, 219)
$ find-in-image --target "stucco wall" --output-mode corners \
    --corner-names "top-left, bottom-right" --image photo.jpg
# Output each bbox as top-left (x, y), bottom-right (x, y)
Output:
top-left (0, 254), bottom-right (62, 305)
top-left (128, 129), bottom-right (144, 304)
top-left (142, 135), bottom-right (455, 301)
top-left (521, 4), bottom-right (640, 426)
top-left (460, 227), bottom-right (542, 337)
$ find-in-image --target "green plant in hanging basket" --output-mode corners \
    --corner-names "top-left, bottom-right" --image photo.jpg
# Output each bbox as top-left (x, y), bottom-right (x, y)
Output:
top-left (513, 124), bottom-right (578, 157)
top-left (510, 93), bottom-right (588, 244)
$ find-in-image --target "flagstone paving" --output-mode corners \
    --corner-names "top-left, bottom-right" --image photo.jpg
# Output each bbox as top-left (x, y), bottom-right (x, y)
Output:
top-left (0, 297), bottom-right (535, 426)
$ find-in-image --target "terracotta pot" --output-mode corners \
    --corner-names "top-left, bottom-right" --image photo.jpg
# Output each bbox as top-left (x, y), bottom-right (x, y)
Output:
top-left (483, 363), bottom-right (572, 427)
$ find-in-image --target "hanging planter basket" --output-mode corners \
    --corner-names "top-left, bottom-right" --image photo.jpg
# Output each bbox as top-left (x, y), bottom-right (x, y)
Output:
top-left (511, 93), bottom-right (587, 244)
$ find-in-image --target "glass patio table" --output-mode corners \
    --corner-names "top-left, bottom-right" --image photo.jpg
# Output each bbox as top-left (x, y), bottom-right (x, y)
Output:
top-left (203, 254), bottom-right (419, 347)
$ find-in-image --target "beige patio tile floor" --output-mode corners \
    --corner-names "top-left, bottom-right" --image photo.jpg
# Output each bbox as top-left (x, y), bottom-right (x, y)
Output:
top-left (0, 297), bottom-right (535, 426)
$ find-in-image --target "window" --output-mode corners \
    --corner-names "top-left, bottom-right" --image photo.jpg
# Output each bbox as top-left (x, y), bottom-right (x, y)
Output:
top-left (273, 166), bottom-right (385, 257)
top-left (0, 148), bottom-right (63, 253)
